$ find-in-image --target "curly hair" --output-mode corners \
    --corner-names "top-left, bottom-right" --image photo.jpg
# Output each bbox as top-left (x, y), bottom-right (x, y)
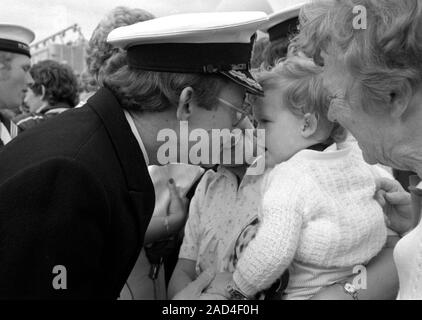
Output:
top-left (86, 6), bottom-right (154, 80)
top-left (262, 36), bottom-right (292, 69)
top-left (98, 51), bottom-right (231, 113)
top-left (292, 0), bottom-right (422, 113)
top-left (30, 60), bottom-right (79, 107)
top-left (257, 56), bottom-right (346, 144)
top-left (251, 37), bottom-right (270, 69)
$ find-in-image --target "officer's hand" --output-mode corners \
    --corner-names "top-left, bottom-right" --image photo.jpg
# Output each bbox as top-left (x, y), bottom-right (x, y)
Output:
top-left (167, 178), bottom-right (189, 233)
top-left (203, 272), bottom-right (233, 299)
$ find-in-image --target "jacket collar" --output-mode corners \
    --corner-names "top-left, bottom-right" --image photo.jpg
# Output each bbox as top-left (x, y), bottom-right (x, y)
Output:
top-left (86, 87), bottom-right (153, 193)
top-left (37, 102), bottom-right (72, 114)
top-left (0, 112), bottom-right (10, 131)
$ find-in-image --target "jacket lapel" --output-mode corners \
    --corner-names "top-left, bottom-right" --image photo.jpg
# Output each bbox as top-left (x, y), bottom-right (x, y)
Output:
top-left (87, 88), bottom-right (155, 292)
top-left (86, 88), bottom-right (154, 194)
top-left (86, 87), bottom-right (155, 252)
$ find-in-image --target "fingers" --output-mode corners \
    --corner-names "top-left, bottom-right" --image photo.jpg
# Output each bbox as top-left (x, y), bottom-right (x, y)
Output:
top-left (385, 191), bottom-right (411, 205)
top-left (168, 178), bottom-right (179, 197)
top-left (375, 177), bottom-right (404, 193)
top-left (374, 190), bottom-right (386, 208)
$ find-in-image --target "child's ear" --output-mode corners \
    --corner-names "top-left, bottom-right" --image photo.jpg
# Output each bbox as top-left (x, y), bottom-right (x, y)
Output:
top-left (301, 113), bottom-right (319, 138)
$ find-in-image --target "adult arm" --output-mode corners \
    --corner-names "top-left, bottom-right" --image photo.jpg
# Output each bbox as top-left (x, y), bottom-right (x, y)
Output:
top-left (143, 179), bottom-right (189, 244)
top-left (311, 247), bottom-right (399, 300)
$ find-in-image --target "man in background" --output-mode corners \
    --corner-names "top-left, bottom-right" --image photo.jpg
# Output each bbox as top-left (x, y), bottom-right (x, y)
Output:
top-left (0, 24), bottom-right (34, 147)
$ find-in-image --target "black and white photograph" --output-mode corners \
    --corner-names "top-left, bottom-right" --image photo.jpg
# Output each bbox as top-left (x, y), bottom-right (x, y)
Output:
top-left (0, 0), bottom-right (421, 307)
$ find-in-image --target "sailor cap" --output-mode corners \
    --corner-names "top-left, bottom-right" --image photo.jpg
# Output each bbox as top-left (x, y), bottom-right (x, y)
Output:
top-left (0, 24), bottom-right (35, 57)
top-left (107, 12), bottom-right (269, 96)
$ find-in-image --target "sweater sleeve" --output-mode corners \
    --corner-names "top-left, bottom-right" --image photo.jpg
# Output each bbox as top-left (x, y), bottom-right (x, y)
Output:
top-left (233, 164), bottom-right (307, 297)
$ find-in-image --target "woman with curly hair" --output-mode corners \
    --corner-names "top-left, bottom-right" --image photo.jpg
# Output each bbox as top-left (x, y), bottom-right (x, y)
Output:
top-left (86, 6), bottom-right (154, 83)
top-left (14, 59), bottom-right (79, 132)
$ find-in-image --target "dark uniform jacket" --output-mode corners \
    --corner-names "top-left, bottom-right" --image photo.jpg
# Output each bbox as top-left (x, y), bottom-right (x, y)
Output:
top-left (13, 102), bottom-right (73, 134)
top-left (0, 88), bottom-right (155, 299)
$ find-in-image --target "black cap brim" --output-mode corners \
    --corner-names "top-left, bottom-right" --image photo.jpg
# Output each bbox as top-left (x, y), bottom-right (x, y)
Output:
top-left (220, 70), bottom-right (264, 96)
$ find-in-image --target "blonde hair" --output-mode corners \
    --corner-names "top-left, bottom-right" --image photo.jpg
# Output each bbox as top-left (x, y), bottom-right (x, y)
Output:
top-left (257, 56), bottom-right (346, 143)
top-left (292, 0), bottom-right (422, 113)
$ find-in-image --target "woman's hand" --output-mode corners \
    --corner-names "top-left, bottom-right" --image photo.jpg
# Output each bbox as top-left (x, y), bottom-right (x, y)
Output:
top-left (167, 178), bottom-right (189, 234)
top-left (374, 177), bottom-right (414, 235)
top-left (172, 269), bottom-right (215, 300)
top-left (203, 272), bottom-right (233, 299)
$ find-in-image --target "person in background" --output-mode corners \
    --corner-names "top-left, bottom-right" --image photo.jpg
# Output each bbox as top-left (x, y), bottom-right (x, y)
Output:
top-left (77, 6), bottom-right (155, 108)
top-left (0, 24), bottom-right (34, 147)
top-left (259, 2), bottom-right (305, 69)
top-left (13, 60), bottom-right (79, 133)
top-left (78, 70), bottom-right (99, 104)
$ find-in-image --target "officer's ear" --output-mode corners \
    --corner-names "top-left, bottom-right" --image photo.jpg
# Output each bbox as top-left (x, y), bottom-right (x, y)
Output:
top-left (176, 87), bottom-right (194, 121)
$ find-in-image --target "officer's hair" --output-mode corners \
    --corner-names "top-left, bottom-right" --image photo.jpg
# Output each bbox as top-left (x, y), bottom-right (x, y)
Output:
top-left (86, 6), bottom-right (154, 82)
top-left (0, 52), bottom-right (14, 78)
top-left (99, 52), bottom-right (231, 112)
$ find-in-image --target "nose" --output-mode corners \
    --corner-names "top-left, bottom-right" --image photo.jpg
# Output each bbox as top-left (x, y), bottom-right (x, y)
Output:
top-left (327, 105), bottom-right (336, 122)
top-left (26, 72), bottom-right (34, 86)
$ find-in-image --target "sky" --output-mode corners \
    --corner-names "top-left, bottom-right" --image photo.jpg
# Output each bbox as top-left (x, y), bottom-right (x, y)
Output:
top-left (0, 0), bottom-right (303, 43)
top-left (0, 0), bottom-right (222, 42)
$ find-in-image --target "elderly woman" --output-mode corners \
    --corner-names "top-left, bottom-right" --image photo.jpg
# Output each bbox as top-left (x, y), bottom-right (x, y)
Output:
top-left (293, 0), bottom-right (422, 299)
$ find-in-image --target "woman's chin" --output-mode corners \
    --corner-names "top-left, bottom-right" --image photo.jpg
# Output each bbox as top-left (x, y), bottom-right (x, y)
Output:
top-left (361, 148), bottom-right (379, 165)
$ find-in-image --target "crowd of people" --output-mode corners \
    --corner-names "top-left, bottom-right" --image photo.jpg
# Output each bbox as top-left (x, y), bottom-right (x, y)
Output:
top-left (0, 0), bottom-right (421, 300)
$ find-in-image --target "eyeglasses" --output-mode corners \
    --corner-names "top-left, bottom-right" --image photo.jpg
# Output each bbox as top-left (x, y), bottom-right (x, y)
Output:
top-left (327, 91), bottom-right (348, 103)
top-left (217, 97), bottom-right (253, 127)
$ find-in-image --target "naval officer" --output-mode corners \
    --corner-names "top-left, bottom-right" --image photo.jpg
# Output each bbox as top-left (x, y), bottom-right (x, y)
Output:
top-left (0, 11), bottom-right (267, 299)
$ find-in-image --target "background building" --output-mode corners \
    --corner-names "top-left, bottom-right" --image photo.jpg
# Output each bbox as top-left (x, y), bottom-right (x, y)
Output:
top-left (30, 24), bottom-right (87, 76)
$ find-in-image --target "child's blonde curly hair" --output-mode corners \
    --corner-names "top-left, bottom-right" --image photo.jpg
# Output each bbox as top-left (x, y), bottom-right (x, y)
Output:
top-left (256, 56), bottom-right (347, 144)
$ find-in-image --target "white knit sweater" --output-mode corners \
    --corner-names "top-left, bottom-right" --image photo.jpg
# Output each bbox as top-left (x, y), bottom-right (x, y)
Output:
top-left (233, 145), bottom-right (387, 299)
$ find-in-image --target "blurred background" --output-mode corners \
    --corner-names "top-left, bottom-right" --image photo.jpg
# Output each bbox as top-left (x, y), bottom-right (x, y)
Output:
top-left (0, 0), bottom-right (301, 75)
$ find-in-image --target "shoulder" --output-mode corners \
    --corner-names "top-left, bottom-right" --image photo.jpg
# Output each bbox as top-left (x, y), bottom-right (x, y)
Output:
top-left (14, 113), bottom-right (48, 132)
top-left (1, 108), bottom-right (107, 179)
top-left (264, 157), bottom-right (311, 190)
